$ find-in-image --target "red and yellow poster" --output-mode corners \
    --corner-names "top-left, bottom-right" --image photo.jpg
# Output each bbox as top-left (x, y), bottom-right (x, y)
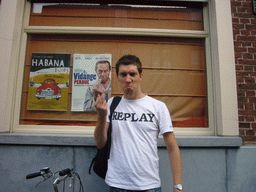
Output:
top-left (27, 53), bottom-right (71, 111)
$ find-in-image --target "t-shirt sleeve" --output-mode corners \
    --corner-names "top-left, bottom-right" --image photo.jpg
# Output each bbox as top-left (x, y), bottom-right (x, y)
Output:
top-left (158, 102), bottom-right (174, 135)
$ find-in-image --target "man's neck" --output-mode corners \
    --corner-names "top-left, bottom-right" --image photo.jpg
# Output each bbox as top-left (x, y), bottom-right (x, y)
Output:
top-left (124, 92), bottom-right (145, 100)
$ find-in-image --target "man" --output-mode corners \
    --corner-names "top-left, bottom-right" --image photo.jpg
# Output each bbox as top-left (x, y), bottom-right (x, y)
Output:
top-left (84, 60), bottom-right (111, 111)
top-left (94, 55), bottom-right (183, 192)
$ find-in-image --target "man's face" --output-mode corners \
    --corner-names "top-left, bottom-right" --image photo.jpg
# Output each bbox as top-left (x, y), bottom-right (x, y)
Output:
top-left (117, 64), bottom-right (142, 96)
top-left (96, 63), bottom-right (110, 83)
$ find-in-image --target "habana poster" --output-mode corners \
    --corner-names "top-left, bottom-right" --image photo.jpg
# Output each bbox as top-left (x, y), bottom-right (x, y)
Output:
top-left (71, 54), bottom-right (112, 111)
top-left (27, 53), bottom-right (71, 111)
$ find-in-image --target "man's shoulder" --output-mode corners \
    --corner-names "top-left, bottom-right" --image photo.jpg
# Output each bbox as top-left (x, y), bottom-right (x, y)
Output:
top-left (108, 96), bottom-right (114, 103)
top-left (145, 95), bottom-right (165, 104)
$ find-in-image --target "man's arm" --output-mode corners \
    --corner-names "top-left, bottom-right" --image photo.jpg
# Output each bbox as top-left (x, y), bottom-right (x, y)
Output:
top-left (163, 132), bottom-right (183, 192)
top-left (94, 90), bottom-right (109, 149)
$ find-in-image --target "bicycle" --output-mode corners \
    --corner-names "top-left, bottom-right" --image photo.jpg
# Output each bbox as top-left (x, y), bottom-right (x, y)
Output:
top-left (26, 167), bottom-right (84, 192)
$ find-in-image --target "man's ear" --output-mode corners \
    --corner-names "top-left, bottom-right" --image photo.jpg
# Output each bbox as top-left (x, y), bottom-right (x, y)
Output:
top-left (140, 73), bottom-right (143, 80)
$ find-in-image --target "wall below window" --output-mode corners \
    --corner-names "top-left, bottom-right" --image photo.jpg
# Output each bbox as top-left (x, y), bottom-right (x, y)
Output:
top-left (1, 134), bottom-right (255, 192)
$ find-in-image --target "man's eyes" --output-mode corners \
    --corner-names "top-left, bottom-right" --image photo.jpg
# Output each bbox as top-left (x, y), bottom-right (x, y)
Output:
top-left (98, 70), bottom-right (108, 73)
top-left (120, 73), bottom-right (136, 77)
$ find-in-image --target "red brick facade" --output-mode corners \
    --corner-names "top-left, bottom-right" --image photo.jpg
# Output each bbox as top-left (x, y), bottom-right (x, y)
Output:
top-left (231, 0), bottom-right (256, 144)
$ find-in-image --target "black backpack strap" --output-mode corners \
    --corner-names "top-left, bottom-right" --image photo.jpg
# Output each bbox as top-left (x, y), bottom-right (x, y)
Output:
top-left (107, 96), bottom-right (121, 158)
top-left (109, 96), bottom-right (122, 122)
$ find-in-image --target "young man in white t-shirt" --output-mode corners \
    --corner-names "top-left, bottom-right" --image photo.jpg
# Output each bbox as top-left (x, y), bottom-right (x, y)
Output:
top-left (94, 55), bottom-right (183, 192)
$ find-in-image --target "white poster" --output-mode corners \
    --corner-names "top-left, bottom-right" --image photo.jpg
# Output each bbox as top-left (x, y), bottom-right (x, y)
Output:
top-left (72, 54), bottom-right (112, 111)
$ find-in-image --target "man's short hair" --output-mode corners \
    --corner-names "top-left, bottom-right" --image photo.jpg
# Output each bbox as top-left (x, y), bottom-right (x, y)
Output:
top-left (115, 55), bottom-right (142, 76)
top-left (95, 60), bottom-right (111, 71)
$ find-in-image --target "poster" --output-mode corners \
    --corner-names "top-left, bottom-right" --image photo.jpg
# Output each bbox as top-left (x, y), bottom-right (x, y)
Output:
top-left (72, 54), bottom-right (112, 111)
top-left (27, 53), bottom-right (71, 111)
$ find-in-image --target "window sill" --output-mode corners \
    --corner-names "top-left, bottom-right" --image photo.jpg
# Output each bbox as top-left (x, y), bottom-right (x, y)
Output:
top-left (0, 133), bottom-right (242, 147)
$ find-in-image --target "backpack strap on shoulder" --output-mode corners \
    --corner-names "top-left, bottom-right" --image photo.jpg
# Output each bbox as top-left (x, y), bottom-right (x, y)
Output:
top-left (109, 96), bottom-right (122, 121)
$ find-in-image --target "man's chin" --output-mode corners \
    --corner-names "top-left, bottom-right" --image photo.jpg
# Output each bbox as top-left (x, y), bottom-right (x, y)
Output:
top-left (124, 88), bottom-right (133, 94)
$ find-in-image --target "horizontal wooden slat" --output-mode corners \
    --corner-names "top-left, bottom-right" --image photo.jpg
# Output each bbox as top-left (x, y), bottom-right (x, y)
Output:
top-left (20, 95), bottom-right (207, 127)
top-left (30, 4), bottom-right (203, 30)
top-left (111, 69), bottom-right (207, 96)
top-left (30, 17), bottom-right (203, 30)
top-left (25, 34), bottom-right (205, 69)
top-left (31, 5), bottom-right (202, 21)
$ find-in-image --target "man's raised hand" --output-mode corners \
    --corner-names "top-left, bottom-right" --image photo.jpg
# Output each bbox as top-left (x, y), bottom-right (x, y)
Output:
top-left (94, 89), bottom-right (108, 117)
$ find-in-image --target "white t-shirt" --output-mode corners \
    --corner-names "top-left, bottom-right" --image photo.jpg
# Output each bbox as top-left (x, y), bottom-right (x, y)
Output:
top-left (105, 95), bottom-right (173, 190)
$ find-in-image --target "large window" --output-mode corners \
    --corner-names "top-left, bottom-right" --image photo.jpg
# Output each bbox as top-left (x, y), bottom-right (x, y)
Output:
top-left (14, 1), bottom-right (214, 135)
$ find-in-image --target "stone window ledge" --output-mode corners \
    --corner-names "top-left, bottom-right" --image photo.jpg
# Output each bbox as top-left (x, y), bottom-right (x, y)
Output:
top-left (0, 133), bottom-right (242, 148)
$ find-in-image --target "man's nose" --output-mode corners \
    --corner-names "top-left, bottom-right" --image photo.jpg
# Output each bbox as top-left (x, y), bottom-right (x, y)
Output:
top-left (125, 75), bottom-right (132, 82)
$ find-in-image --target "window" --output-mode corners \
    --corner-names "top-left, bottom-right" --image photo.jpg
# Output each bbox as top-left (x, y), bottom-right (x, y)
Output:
top-left (9, 0), bottom-right (238, 136)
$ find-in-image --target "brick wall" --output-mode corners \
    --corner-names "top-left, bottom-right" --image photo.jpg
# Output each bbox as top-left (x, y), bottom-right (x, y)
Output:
top-left (231, 0), bottom-right (256, 144)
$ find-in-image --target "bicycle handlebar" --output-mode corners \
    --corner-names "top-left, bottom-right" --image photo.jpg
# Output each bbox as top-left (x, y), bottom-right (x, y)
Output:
top-left (26, 172), bottom-right (42, 179)
top-left (26, 167), bottom-right (84, 192)
top-left (26, 167), bottom-right (51, 180)
top-left (59, 168), bottom-right (71, 176)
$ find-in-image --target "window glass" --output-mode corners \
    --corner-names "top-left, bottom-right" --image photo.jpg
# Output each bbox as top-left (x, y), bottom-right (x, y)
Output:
top-left (20, 34), bottom-right (207, 127)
